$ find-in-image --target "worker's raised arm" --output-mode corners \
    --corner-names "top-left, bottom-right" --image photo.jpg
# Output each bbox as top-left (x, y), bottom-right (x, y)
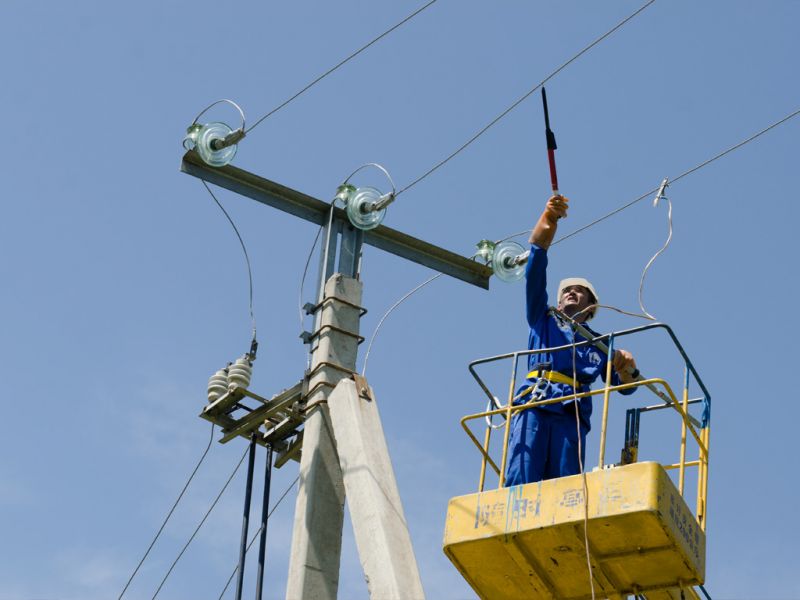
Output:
top-left (529, 195), bottom-right (568, 249)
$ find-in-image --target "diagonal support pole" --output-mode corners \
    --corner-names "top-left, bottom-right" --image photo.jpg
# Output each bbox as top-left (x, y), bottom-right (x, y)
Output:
top-left (328, 377), bottom-right (425, 600)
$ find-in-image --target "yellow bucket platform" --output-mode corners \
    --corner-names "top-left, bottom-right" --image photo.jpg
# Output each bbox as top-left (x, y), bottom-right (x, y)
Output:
top-left (443, 462), bottom-right (705, 599)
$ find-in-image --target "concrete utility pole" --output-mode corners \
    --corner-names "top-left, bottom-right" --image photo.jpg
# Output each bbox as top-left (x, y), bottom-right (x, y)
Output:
top-left (181, 150), bottom-right (491, 600)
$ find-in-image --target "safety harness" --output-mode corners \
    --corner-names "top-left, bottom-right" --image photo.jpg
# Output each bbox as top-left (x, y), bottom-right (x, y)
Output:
top-left (520, 364), bottom-right (582, 403)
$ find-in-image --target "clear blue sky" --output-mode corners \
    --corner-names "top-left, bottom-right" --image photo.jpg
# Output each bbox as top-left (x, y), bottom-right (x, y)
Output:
top-left (2, 2), bottom-right (798, 599)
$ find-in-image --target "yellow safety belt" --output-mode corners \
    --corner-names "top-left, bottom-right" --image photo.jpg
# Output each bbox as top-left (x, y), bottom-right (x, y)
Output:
top-left (526, 369), bottom-right (579, 387)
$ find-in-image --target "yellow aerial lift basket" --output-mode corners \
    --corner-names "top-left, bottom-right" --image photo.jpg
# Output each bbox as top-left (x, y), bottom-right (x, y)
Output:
top-left (443, 323), bottom-right (711, 600)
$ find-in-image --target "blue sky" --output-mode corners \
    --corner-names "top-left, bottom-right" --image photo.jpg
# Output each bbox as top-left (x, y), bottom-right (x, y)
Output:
top-left (2, 2), bottom-right (798, 599)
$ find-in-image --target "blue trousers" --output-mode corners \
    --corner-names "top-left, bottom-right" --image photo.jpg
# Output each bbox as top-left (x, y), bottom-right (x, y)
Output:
top-left (505, 407), bottom-right (588, 486)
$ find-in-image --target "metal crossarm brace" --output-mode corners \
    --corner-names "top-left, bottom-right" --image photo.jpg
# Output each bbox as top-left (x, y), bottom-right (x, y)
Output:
top-left (180, 150), bottom-right (492, 289)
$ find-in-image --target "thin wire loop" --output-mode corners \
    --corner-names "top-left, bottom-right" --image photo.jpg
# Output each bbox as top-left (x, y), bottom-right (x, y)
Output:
top-left (191, 99), bottom-right (246, 130)
top-left (395, 0), bottom-right (657, 197)
top-left (117, 423), bottom-right (216, 600)
top-left (343, 162), bottom-right (397, 195)
top-left (245, 0), bottom-right (439, 134)
top-left (485, 396), bottom-right (506, 430)
top-left (151, 447), bottom-right (250, 599)
top-left (638, 194), bottom-right (673, 319)
top-left (202, 182), bottom-right (258, 344)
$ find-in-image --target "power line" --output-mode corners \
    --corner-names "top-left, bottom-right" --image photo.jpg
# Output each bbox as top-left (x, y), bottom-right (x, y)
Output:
top-left (245, 0), bottom-right (440, 135)
top-left (151, 446), bottom-right (250, 599)
top-left (117, 423), bottom-right (215, 600)
top-left (395, 0), bottom-right (657, 197)
top-left (366, 107), bottom-right (800, 354)
top-left (552, 106), bottom-right (800, 246)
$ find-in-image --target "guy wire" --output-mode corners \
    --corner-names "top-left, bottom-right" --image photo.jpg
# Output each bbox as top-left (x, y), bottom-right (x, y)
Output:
top-left (117, 423), bottom-right (216, 600)
top-left (245, 0), bottom-right (439, 135)
top-left (151, 446), bottom-right (250, 599)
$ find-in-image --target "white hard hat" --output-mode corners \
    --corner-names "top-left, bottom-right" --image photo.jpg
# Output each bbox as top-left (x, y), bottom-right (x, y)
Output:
top-left (557, 277), bottom-right (599, 321)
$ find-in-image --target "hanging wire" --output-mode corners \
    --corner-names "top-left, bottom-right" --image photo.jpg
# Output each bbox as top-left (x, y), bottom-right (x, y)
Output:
top-left (216, 475), bottom-right (301, 600)
top-left (151, 446), bottom-right (250, 599)
top-left (299, 200), bottom-right (341, 368)
top-left (395, 0), bottom-right (657, 197)
top-left (245, 0), bottom-right (440, 135)
top-left (299, 225), bottom-right (323, 329)
top-left (569, 335), bottom-right (596, 600)
top-left (576, 303), bottom-right (655, 322)
top-left (117, 423), bottom-right (216, 600)
top-left (202, 182), bottom-right (258, 345)
top-left (361, 272), bottom-right (443, 377)
top-left (638, 188), bottom-right (673, 320)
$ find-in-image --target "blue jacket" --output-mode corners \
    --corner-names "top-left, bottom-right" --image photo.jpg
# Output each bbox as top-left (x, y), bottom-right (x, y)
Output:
top-left (524, 244), bottom-right (635, 431)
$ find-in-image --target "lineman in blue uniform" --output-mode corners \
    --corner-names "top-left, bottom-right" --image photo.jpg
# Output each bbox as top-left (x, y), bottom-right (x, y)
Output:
top-left (505, 194), bottom-right (638, 486)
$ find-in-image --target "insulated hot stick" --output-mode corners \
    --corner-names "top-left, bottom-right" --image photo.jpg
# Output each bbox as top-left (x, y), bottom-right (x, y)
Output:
top-left (541, 87), bottom-right (559, 197)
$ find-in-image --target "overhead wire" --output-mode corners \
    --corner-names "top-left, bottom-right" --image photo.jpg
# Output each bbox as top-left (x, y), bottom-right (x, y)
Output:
top-left (117, 423), bottom-right (216, 600)
top-left (550, 106), bottom-right (800, 247)
top-left (151, 446), bottom-right (250, 599)
top-left (358, 2), bottom-right (657, 363)
top-left (494, 106), bottom-right (800, 247)
top-left (244, 0), bottom-right (440, 135)
top-left (216, 475), bottom-right (301, 600)
top-left (395, 0), bottom-right (657, 197)
top-left (359, 107), bottom-right (800, 388)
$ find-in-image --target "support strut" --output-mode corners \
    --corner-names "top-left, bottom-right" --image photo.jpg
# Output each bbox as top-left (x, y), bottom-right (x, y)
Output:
top-left (234, 434), bottom-right (258, 600)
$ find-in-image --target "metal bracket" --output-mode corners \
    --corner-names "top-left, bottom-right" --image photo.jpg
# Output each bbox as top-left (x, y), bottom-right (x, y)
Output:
top-left (352, 373), bottom-right (372, 402)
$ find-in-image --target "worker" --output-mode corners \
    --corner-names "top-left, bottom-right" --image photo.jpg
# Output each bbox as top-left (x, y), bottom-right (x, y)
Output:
top-left (505, 195), bottom-right (639, 486)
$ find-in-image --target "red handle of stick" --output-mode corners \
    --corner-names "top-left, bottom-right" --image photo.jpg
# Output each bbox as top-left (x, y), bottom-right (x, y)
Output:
top-left (547, 148), bottom-right (559, 195)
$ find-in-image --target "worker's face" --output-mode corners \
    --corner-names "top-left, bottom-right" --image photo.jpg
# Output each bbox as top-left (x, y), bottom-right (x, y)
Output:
top-left (558, 285), bottom-right (594, 322)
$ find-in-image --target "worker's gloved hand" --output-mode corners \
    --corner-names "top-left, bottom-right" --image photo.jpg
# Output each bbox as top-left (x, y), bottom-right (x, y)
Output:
top-left (543, 194), bottom-right (568, 222)
top-left (613, 349), bottom-right (639, 382)
top-left (530, 195), bottom-right (568, 249)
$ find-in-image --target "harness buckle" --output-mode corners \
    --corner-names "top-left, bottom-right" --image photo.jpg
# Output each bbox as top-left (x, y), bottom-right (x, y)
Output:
top-left (529, 375), bottom-right (552, 401)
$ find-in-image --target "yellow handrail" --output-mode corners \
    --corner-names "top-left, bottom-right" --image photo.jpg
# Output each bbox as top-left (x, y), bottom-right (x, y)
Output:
top-left (460, 376), bottom-right (709, 525)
